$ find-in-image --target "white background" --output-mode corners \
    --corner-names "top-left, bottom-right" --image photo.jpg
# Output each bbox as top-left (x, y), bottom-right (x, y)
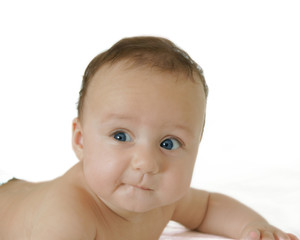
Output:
top-left (1, 0), bottom-right (299, 235)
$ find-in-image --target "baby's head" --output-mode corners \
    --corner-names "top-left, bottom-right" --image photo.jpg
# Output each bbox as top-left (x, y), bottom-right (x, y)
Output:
top-left (77, 36), bottom-right (208, 121)
top-left (72, 36), bottom-right (208, 214)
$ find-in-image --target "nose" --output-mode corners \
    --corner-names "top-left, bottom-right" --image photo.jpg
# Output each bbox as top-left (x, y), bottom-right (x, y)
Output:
top-left (131, 145), bottom-right (160, 174)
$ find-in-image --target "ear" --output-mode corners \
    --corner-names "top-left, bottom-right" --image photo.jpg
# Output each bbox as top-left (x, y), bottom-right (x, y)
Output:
top-left (72, 118), bottom-right (84, 161)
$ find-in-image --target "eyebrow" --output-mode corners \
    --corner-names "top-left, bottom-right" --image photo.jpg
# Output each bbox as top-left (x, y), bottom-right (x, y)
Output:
top-left (168, 124), bottom-right (195, 138)
top-left (100, 113), bottom-right (136, 123)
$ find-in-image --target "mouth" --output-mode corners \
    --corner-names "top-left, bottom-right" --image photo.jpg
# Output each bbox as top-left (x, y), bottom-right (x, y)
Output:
top-left (124, 183), bottom-right (153, 191)
top-left (134, 185), bottom-right (153, 191)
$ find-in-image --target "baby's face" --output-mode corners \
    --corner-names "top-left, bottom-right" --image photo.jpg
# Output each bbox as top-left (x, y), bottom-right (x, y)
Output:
top-left (77, 62), bottom-right (206, 214)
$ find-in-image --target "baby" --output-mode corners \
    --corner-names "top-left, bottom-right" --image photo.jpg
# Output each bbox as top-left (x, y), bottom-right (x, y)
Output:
top-left (0, 36), bottom-right (298, 240)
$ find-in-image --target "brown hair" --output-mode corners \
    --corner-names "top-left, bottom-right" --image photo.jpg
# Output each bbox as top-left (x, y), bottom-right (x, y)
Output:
top-left (77, 36), bottom-right (208, 119)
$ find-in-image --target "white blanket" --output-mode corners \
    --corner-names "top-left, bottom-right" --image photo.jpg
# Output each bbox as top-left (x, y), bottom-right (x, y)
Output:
top-left (161, 221), bottom-right (232, 240)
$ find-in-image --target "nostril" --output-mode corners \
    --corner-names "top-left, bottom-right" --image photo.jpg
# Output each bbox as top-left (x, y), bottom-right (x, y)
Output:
top-left (131, 156), bottom-right (160, 174)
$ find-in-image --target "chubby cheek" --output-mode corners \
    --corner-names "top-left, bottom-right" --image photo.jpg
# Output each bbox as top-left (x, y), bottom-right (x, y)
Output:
top-left (82, 143), bottom-right (129, 196)
top-left (160, 160), bottom-right (195, 203)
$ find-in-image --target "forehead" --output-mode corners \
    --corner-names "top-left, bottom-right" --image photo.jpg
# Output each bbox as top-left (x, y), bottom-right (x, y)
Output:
top-left (84, 61), bottom-right (206, 129)
top-left (87, 60), bottom-right (206, 100)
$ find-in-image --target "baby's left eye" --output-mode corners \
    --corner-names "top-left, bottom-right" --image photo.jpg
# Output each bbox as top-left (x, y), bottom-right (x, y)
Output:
top-left (160, 138), bottom-right (181, 150)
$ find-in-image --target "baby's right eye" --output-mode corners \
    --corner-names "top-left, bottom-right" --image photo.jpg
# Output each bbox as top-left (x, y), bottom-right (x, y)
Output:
top-left (113, 131), bottom-right (132, 142)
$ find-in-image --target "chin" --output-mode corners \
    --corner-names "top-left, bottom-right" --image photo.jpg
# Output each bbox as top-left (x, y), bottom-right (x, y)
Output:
top-left (121, 202), bottom-right (160, 213)
top-left (120, 196), bottom-right (178, 213)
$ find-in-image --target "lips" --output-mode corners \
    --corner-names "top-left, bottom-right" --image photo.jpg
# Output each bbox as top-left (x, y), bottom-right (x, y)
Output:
top-left (123, 183), bottom-right (153, 191)
top-left (134, 185), bottom-right (152, 191)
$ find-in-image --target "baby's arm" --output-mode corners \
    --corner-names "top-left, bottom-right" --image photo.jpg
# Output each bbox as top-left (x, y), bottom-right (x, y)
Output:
top-left (172, 188), bottom-right (298, 240)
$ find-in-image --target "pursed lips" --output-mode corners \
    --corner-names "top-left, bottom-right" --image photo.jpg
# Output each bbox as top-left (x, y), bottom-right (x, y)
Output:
top-left (124, 183), bottom-right (153, 191)
top-left (133, 185), bottom-right (153, 191)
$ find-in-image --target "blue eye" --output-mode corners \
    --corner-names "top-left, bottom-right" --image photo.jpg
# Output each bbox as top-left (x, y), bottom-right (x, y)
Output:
top-left (160, 138), bottom-right (181, 150)
top-left (113, 132), bottom-right (132, 142)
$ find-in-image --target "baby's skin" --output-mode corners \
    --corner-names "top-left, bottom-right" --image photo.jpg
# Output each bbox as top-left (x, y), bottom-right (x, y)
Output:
top-left (0, 163), bottom-right (173, 239)
top-left (0, 62), bottom-right (298, 240)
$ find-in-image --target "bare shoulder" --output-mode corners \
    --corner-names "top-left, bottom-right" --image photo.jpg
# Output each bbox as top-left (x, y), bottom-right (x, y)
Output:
top-left (172, 188), bottom-right (210, 230)
top-left (0, 164), bottom-right (101, 239)
top-left (30, 178), bottom-right (98, 240)
top-left (0, 179), bottom-right (94, 239)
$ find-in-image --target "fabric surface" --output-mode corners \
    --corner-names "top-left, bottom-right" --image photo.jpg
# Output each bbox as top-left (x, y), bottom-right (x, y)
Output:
top-left (160, 221), bottom-right (232, 240)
